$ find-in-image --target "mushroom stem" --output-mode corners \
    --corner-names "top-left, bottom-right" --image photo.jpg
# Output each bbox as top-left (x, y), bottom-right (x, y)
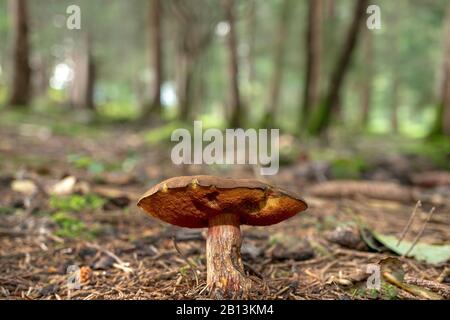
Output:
top-left (206, 213), bottom-right (251, 299)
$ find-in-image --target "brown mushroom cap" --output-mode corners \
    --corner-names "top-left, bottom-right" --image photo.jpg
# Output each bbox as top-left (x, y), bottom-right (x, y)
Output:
top-left (137, 175), bottom-right (308, 228)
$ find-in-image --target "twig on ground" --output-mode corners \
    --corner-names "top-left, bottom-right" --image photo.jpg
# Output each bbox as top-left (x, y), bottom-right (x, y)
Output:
top-left (172, 237), bottom-right (199, 286)
top-left (404, 207), bottom-right (436, 257)
top-left (397, 200), bottom-right (421, 246)
top-left (87, 243), bottom-right (133, 273)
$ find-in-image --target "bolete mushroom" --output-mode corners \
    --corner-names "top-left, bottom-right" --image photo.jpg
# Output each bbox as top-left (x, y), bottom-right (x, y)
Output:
top-left (137, 175), bottom-right (307, 298)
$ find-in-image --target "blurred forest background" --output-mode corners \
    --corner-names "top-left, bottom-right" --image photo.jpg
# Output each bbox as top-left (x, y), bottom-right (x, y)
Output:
top-left (1, 0), bottom-right (450, 138)
top-left (1, 0), bottom-right (450, 300)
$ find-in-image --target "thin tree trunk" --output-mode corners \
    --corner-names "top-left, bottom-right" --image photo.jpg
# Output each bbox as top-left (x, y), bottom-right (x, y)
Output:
top-left (33, 55), bottom-right (49, 98)
top-left (177, 51), bottom-right (194, 121)
top-left (391, 74), bottom-right (400, 133)
top-left (70, 35), bottom-right (95, 110)
top-left (223, 0), bottom-right (243, 128)
top-left (146, 0), bottom-right (163, 115)
top-left (247, 0), bottom-right (256, 83)
top-left (301, 0), bottom-right (322, 128)
top-left (263, 0), bottom-right (293, 128)
top-left (361, 28), bottom-right (373, 127)
top-left (440, 2), bottom-right (450, 135)
top-left (8, 0), bottom-right (31, 107)
top-left (310, 0), bottom-right (369, 135)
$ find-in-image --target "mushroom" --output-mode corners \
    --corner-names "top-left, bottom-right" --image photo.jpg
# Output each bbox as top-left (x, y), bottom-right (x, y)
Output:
top-left (137, 175), bottom-right (307, 298)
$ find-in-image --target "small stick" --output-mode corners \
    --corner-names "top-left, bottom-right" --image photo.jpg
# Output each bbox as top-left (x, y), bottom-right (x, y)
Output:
top-left (87, 243), bottom-right (133, 273)
top-left (172, 237), bottom-right (199, 286)
top-left (404, 206), bottom-right (436, 257)
top-left (397, 200), bottom-right (421, 246)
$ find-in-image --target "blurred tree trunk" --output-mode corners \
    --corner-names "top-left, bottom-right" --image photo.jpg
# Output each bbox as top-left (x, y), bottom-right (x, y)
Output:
top-left (301, 0), bottom-right (322, 128)
top-left (8, 0), bottom-right (31, 107)
top-left (262, 0), bottom-right (293, 128)
top-left (33, 55), bottom-right (49, 98)
top-left (222, 0), bottom-right (244, 128)
top-left (144, 0), bottom-right (163, 116)
top-left (70, 35), bottom-right (95, 110)
top-left (171, 0), bottom-right (216, 122)
top-left (436, 1), bottom-right (450, 136)
top-left (177, 52), bottom-right (194, 121)
top-left (247, 0), bottom-right (256, 83)
top-left (309, 0), bottom-right (369, 135)
top-left (390, 73), bottom-right (400, 133)
top-left (360, 28), bottom-right (373, 128)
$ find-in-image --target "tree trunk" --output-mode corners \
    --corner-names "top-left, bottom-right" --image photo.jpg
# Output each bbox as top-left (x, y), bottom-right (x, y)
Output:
top-left (222, 0), bottom-right (243, 128)
top-left (145, 0), bottom-right (163, 116)
top-left (33, 55), bottom-right (49, 98)
top-left (360, 28), bottom-right (373, 128)
top-left (247, 0), bottom-right (256, 83)
top-left (8, 0), bottom-right (31, 107)
top-left (70, 35), bottom-right (95, 110)
top-left (301, 0), bottom-right (322, 128)
top-left (391, 74), bottom-right (400, 133)
top-left (439, 2), bottom-right (450, 135)
top-left (263, 0), bottom-right (293, 128)
top-left (309, 0), bottom-right (369, 135)
top-left (176, 48), bottom-right (194, 122)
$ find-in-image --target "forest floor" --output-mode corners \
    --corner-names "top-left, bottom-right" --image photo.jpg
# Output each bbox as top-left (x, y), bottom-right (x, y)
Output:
top-left (1, 109), bottom-right (450, 300)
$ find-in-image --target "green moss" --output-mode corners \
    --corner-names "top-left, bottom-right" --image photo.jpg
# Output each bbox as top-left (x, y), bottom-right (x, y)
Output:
top-left (144, 122), bottom-right (184, 145)
top-left (330, 157), bottom-right (369, 179)
top-left (49, 194), bottom-right (105, 212)
top-left (0, 207), bottom-right (15, 215)
top-left (51, 212), bottom-right (88, 239)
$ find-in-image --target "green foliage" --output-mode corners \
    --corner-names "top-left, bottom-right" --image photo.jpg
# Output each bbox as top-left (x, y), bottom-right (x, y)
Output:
top-left (67, 154), bottom-right (106, 174)
top-left (330, 157), bottom-right (369, 179)
top-left (49, 194), bottom-right (106, 212)
top-left (351, 282), bottom-right (398, 300)
top-left (51, 211), bottom-right (89, 239)
top-left (144, 122), bottom-right (184, 145)
top-left (373, 232), bottom-right (450, 265)
top-left (0, 207), bottom-right (15, 215)
top-left (400, 136), bottom-right (450, 170)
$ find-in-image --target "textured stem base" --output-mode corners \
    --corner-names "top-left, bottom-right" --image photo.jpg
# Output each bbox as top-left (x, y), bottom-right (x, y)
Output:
top-left (206, 213), bottom-right (251, 299)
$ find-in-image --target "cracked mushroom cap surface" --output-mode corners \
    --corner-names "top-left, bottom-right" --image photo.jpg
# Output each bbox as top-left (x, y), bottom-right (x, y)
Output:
top-left (137, 175), bottom-right (308, 228)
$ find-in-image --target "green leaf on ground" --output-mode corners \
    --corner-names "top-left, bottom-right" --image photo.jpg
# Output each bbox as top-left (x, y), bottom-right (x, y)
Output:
top-left (373, 233), bottom-right (450, 265)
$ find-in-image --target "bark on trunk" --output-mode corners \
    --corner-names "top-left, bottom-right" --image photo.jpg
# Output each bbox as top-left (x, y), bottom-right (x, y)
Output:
top-left (206, 213), bottom-right (250, 299)
top-left (8, 0), bottom-right (31, 107)
top-left (70, 35), bottom-right (95, 110)
top-left (301, 0), bottom-right (322, 127)
top-left (264, 0), bottom-right (293, 128)
top-left (310, 0), bottom-right (369, 134)
top-left (391, 74), bottom-right (400, 133)
top-left (177, 51), bottom-right (194, 121)
top-left (361, 28), bottom-right (373, 127)
top-left (146, 0), bottom-right (163, 115)
top-left (247, 0), bottom-right (256, 83)
top-left (440, 2), bottom-right (450, 135)
top-left (223, 0), bottom-right (243, 128)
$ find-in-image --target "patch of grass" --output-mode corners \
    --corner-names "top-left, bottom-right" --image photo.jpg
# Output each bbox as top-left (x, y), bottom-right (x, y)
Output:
top-left (67, 154), bottom-right (106, 174)
top-left (67, 153), bottom-right (135, 174)
top-left (144, 121), bottom-right (184, 145)
top-left (316, 215), bottom-right (338, 231)
top-left (49, 194), bottom-right (106, 212)
top-left (400, 136), bottom-right (450, 170)
top-left (0, 207), bottom-right (15, 215)
top-left (329, 157), bottom-right (369, 179)
top-left (51, 211), bottom-right (89, 239)
top-left (351, 282), bottom-right (398, 300)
